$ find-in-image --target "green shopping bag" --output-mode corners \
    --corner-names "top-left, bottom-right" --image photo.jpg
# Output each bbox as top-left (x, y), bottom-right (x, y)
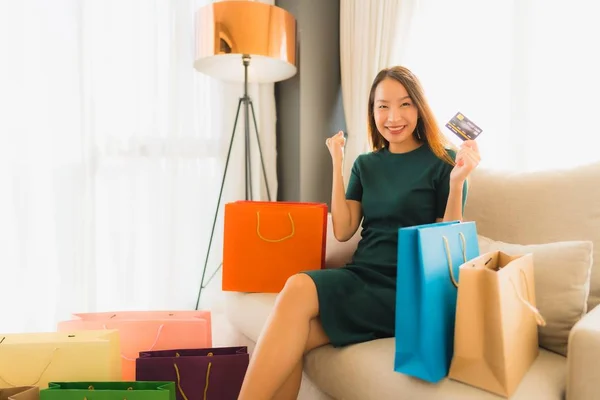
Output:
top-left (39, 381), bottom-right (175, 400)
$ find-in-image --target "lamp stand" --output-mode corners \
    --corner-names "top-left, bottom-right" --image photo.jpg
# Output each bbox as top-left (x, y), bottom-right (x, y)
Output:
top-left (194, 55), bottom-right (272, 310)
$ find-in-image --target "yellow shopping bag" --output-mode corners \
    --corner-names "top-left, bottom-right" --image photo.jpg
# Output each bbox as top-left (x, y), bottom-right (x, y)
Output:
top-left (0, 330), bottom-right (121, 389)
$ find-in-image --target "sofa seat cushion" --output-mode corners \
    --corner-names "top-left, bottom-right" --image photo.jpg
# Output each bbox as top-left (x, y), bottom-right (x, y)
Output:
top-left (225, 292), bottom-right (566, 400)
top-left (304, 339), bottom-right (565, 400)
top-left (225, 292), bottom-right (276, 342)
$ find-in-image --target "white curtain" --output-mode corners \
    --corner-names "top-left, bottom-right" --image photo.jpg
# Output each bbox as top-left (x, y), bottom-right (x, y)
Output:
top-left (0, 0), bottom-right (277, 333)
top-left (396, 0), bottom-right (600, 172)
top-left (339, 0), bottom-right (413, 183)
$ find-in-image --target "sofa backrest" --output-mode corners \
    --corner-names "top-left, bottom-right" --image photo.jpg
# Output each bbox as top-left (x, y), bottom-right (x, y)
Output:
top-left (324, 161), bottom-right (600, 311)
top-left (464, 161), bottom-right (600, 312)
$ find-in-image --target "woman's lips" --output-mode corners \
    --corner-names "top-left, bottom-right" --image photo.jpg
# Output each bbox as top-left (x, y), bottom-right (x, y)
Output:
top-left (387, 125), bottom-right (406, 134)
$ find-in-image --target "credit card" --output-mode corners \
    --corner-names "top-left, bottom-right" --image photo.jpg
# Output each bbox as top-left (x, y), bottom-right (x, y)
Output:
top-left (445, 112), bottom-right (482, 141)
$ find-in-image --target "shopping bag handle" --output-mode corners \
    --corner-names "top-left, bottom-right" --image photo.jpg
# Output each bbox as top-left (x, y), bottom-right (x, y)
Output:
top-left (173, 351), bottom-right (213, 400)
top-left (0, 345), bottom-right (57, 387)
top-left (256, 212), bottom-right (295, 242)
top-left (103, 324), bottom-right (165, 361)
top-left (510, 270), bottom-right (547, 326)
top-left (84, 385), bottom-right (133, 400)
top-left (442, 232), bottom-right (467, 288)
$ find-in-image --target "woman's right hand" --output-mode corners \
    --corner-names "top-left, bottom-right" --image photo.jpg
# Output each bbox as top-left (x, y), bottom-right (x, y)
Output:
top-left (326, 131), bottom-right (346, 168)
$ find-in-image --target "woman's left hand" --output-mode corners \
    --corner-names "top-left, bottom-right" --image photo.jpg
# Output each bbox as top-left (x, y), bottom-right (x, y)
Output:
top-left (450, 140), bottom-right (481, 184)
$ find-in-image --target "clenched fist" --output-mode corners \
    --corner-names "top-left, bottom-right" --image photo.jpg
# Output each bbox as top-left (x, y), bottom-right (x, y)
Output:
top-left (326, 131), bottom-right (346, 168)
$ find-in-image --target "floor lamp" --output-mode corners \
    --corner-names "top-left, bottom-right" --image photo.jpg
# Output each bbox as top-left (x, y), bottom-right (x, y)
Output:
top-left (193, 1), bottom-right (297, 309)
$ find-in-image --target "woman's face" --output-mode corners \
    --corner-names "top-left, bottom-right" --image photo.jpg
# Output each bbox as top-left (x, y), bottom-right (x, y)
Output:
top-left (373, 78), bottom-right (420, 153)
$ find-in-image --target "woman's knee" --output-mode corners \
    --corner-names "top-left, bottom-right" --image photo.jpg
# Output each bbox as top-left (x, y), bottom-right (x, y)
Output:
top-left (275, 274), bottom-right (319, 317)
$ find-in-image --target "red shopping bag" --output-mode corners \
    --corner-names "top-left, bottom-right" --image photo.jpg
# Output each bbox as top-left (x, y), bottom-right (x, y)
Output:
top-left (222, 201), bottom-right (328, 293)
top-left (57, 310), bottom-right (211, 381)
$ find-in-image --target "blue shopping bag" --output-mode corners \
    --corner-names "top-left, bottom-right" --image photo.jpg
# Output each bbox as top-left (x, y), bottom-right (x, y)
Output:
top-left (394, 221), bottom-right (479, 383)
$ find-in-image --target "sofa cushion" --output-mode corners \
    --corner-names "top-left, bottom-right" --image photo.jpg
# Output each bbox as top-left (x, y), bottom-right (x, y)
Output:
top-left (463, 162), bottom-right (600, 312)
top-left (478, 236), bottom-right (593, 356)
top-left (224, 292), bottom-right (566, 400)
top-left (225, 292), bottom-right (276, 342)
top-left (304, 339), bottom-right (565, 400)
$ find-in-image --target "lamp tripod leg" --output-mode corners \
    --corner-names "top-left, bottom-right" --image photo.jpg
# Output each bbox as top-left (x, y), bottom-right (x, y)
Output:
top-left (244, 97), bottom-right (253, 200)
top-left (249, 99), bottom-right (272, 201)
top-left (194, 97), bottom-right (244, 310)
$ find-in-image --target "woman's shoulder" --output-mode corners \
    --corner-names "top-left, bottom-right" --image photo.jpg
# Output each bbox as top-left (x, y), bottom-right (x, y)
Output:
top-left (443, 147), bottom-right (458, 159)
top-left (352, 149), bottom-right (385, 165)
top-left (426, 144), bottom-right (457, 163)
top-left (415, 145), bottom-right (457, 178)
top-left (434, 147), bottom-right (458, 176)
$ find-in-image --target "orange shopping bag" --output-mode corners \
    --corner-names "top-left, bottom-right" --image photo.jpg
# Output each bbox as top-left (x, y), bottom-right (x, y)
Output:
top-left (57, 310), bottom-right (211, 381)
top-left (222, 201), bottom-right (328, 293)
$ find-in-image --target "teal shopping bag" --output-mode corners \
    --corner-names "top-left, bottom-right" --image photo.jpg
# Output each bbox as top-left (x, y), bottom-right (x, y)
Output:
top-left (40, 381), bottom-right (175, 400)
top-left (394, 221), bottom-right (479, 383)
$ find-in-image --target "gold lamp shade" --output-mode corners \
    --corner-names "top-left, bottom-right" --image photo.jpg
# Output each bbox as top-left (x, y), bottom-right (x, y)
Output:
top-left (194, 1), bottom-right (297, 83)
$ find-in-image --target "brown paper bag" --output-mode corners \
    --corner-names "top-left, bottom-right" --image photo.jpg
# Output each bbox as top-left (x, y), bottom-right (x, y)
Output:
top-left (448, 251), bottom-right (546, 398)
top-left (0, 387), bottom-right (39, 400)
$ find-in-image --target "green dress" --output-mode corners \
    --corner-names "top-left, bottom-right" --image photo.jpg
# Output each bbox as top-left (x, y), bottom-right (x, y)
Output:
top-left (302, 144), bottom-right (467, 347)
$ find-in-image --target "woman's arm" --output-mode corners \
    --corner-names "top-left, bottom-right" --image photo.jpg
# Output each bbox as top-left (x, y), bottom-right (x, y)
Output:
top-left (438, 181), bottom-right (466, 222)
top-left (436, 140), bottom-right (481, 223)
top-left (331, 163), bottom-right (362, 242)
top-left (326, 131), bottom-right (362, 242)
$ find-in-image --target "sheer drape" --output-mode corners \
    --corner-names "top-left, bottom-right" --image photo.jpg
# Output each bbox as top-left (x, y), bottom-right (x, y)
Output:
top-left (341, 0), bottom-right (600, 172)
top-left (0, 0), bottom-right (278, 333)
top-left (339, 0), bottom-right (410, 183)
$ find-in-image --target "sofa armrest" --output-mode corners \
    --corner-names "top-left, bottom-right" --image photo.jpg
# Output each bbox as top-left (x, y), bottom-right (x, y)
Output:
top-left (567, 305), bottom-right (600, 399)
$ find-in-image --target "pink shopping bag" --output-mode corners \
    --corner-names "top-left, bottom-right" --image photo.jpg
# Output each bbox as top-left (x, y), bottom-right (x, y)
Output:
top-left (57, 310), bottom-right (212, 381)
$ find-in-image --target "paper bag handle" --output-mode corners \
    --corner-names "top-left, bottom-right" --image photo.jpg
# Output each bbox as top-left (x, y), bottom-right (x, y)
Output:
top-left (510, 270), bottom-right (547, 326)
top-left (442, 232), bottom-right (467, 288)
top-left (84, 385), bottom-right (133, 400)
top-left (173, 351), bottom-right (213, 400)
top-left (256, 211), bottom-right (295, 242)
top-left (0, 346), bottom-right (57, 387)
top-left (103, 324), bottom-right (165, 361)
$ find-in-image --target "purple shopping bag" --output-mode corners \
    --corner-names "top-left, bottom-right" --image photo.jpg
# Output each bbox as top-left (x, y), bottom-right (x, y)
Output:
top-left (135, 346), bottom-right (249, 400)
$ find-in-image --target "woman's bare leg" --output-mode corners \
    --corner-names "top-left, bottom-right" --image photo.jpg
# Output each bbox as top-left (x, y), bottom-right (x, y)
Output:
top-left (272, 362), bottom-right (302, 400)
top-left (238, 274), bottom-right (326, 400)
top-left (272, 318), bottom-right (330, 400)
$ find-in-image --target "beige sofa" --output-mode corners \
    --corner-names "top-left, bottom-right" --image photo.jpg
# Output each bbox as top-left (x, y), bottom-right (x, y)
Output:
top-left (225, 161), bottom-right (600, 399)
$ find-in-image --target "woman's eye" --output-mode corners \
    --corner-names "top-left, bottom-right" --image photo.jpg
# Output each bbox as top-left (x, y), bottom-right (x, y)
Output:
top-left (378, 105), bottom-right (388, 109)
top-left (401, 102), bottom-right (411, 107)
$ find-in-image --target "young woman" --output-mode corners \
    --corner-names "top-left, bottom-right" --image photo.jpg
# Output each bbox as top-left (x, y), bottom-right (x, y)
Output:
top-left (238, 66), bottom-right (481, 400)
